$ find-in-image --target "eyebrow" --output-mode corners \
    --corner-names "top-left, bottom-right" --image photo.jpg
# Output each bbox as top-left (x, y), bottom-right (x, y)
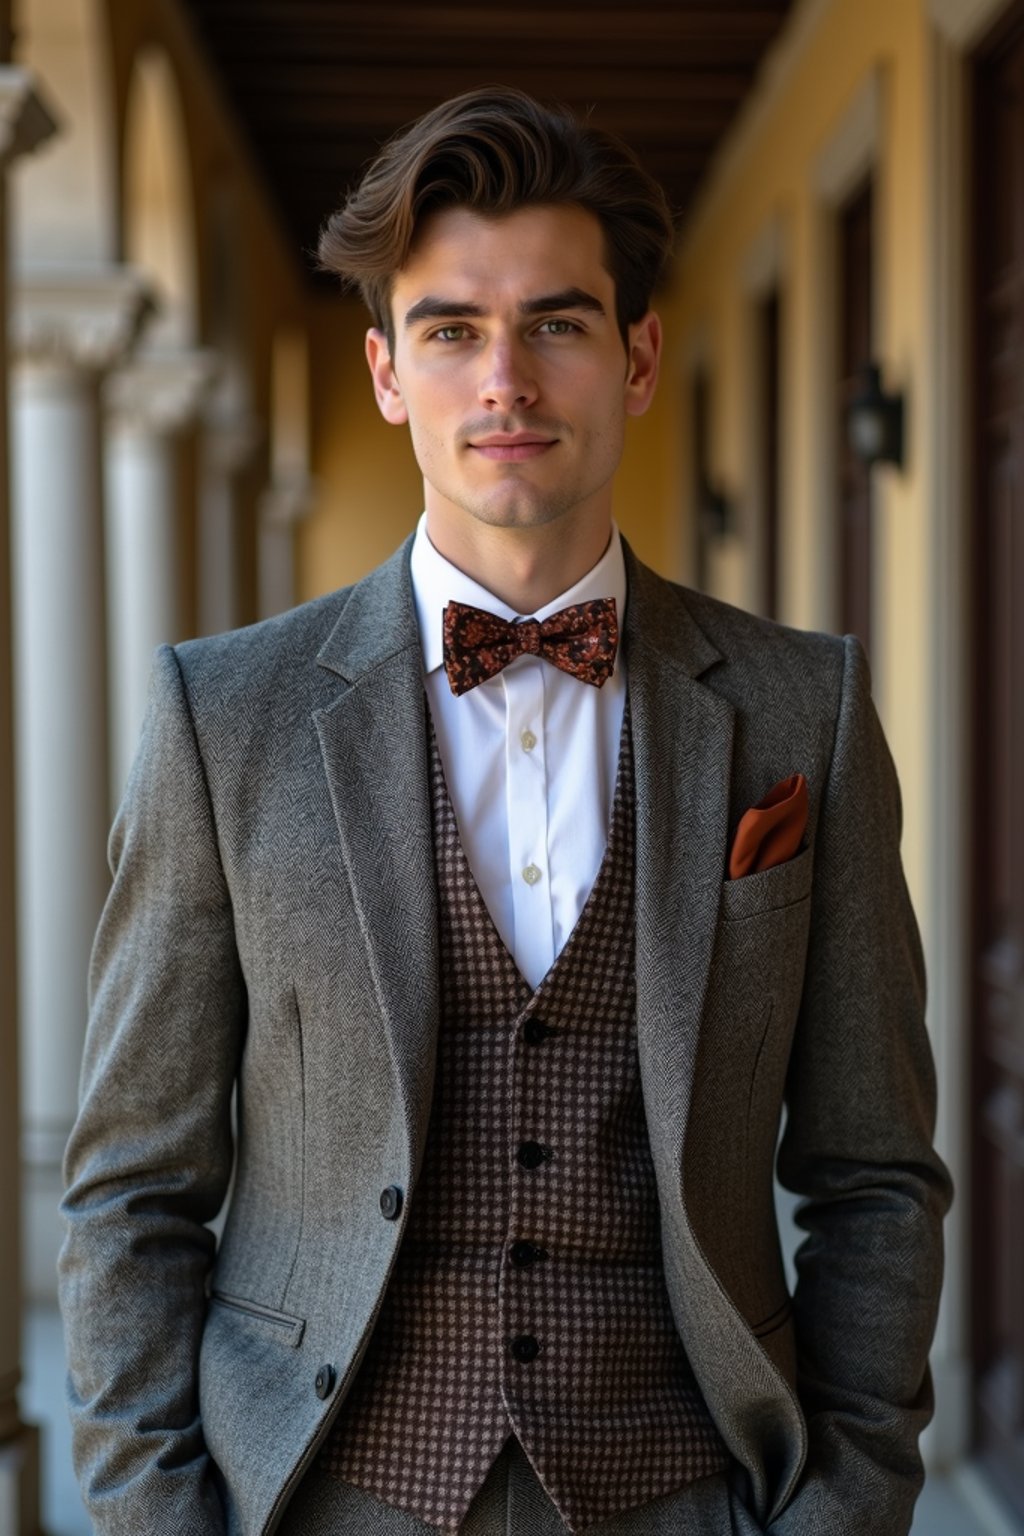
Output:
top-left (403, 287), bottom-right (607, 329)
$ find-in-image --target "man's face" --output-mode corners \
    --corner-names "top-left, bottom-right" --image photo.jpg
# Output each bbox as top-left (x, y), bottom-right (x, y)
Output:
top-left (365, 203), bottom-right (660, 544)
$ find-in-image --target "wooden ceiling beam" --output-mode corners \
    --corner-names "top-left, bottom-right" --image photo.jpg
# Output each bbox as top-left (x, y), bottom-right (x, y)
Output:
top-left (198, 2), bottom-right (788, 38)
top-left (228, 65), bottom-right (754, 100)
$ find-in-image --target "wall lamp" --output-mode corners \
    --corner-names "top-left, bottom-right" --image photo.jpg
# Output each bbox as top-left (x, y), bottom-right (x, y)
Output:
top-left (698, 476), bottom-right (736, 538)
top-left (847, 363), bottom-right (905, 469)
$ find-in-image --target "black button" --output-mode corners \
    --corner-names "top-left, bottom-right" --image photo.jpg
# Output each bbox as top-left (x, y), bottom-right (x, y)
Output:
top-left (523, 1019), bottom-right (553, 1046)
top-left (510, 1241), bottom-right (547, 1268)
top-left (516, 1141), bottom-right (548, 1170)
top-left (379, 1185), bottom-right (403, 1220)
top-left (314, 1364), bottom-right (336, 1400)
top-left (510, 1334), bottom-right (541, 1363)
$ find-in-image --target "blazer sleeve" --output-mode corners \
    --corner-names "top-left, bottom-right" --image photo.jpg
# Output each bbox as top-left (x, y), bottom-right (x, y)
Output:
top-left (766, 634), bottom-right (953, 1536)
top-left (58, 643), bottom-right (246, 1536)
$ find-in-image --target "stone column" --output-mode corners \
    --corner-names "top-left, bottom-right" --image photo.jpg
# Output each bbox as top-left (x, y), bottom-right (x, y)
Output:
top-left (257, 472), bottom-right (314, 620)
top-left (105, 351), bottom-right (215, 796)
top-left (198, 410), bottom-right (262, 636)
top-left (10, 266), bottom-right (150, 1306)
top-left (0, 62), bottom-right (57, 1536)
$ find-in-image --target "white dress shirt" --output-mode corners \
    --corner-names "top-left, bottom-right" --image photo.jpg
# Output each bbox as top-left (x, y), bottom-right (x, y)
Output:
top-left (410, 512), bottom-right (627, 989)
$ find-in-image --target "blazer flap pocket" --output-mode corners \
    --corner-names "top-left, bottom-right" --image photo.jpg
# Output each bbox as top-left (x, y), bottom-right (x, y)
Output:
top-left (208, 1288), bottom-right (306, 1347)
top-left (721, 845), bottom-right (813, 921)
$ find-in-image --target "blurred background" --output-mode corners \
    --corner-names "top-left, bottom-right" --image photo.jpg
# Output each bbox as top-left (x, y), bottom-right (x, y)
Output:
top-left (0, 0), bottom-right (1020, 1532)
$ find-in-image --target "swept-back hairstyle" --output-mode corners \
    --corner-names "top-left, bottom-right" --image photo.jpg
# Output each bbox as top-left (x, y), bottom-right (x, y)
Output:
top-left (317, 86), bottom-right (676, 350)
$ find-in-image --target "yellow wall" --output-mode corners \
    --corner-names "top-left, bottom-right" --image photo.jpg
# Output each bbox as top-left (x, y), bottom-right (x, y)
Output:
top-left (657, 0), bottom-right (933, 920)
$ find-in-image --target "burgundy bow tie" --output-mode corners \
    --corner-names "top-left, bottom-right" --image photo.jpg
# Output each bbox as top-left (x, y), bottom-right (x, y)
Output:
top-left (442, 597), bottom-right (619, 697)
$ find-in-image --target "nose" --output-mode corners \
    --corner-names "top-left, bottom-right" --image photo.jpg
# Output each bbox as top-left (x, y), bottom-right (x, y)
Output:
top-left (477, 336), bottom-right (538, 413)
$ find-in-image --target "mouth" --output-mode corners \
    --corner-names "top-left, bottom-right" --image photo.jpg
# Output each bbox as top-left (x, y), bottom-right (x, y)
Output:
top-left (467, 434), bottom-right (558, 463)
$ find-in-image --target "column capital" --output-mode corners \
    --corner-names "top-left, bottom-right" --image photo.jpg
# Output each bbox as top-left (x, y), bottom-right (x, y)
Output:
top-left (11, 265), bottom-right (154, 374)
top-left (260, 471), bottom-right (317, 528)
top-left (105, 348), bottom-right (219, 436)
top-left (0, 66), bottom-right (58, 169)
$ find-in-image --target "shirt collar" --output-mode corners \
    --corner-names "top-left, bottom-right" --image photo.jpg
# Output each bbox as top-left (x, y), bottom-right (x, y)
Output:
top-left (409, 510), bottom-right (628, 677)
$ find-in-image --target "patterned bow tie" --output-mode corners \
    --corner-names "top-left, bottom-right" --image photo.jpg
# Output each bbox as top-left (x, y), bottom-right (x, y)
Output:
top-left (442, 597), bottom-right (619, 697)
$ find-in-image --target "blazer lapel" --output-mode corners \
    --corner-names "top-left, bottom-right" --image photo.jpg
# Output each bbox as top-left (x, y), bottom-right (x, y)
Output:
top-left (313, 537), bottom-right (440, 1174)
top-left (624, 546), bottom-right (734, 1175)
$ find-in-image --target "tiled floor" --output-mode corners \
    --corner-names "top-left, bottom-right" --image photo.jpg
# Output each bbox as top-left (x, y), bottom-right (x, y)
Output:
top-left (914, 1474), bottom-right (1019, 1536)
top-left (22, 1305), bottom-right (1024, 1536)
top-left (22, 1307), bottom-right (89, 1536)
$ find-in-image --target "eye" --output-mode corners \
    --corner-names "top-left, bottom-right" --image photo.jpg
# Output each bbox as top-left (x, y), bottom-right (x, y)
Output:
top-left (538, 319), bottom-right (580, 336)
top-left (431, 325), bottom-right (471, 342)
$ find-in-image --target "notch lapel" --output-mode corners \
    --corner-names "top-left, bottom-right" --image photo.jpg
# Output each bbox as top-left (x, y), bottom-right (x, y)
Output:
top-left (313, 538), bottom-right (440, 1173)
top-left (624, 548), bottom-right (734, 1174)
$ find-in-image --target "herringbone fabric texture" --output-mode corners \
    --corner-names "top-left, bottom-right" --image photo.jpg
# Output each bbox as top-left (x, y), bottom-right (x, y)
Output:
top-left (320, 704), bottom-right (729, 1532)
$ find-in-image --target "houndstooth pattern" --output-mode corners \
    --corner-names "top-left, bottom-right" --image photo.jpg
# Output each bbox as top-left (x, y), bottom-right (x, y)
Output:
top-left (320, 701), bottom-right (729, 1532)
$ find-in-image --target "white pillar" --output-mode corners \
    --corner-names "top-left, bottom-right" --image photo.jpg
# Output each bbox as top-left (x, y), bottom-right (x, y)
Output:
top-left (258, 473), bottom-right (314, 620)
top-left (0, 64), bottom-right (57, 1533)
top-left (10, 266), bottom-right (150, 1304)
top-left (105, 351), bottom-right (215, 796)
top-left (198, 410), bottom-right (261, 636)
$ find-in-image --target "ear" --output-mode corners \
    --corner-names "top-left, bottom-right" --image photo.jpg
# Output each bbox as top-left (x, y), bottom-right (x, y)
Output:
top-left (623, 311), bottom-right (662, 418)
top-left (365, 328), bottom-right (408, 425)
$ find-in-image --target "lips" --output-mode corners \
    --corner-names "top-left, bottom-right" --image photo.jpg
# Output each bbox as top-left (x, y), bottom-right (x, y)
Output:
top-left (469, 435), bottom-right (557, 462)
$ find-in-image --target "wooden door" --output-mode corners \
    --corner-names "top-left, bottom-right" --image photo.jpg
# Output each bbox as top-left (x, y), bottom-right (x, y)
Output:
top-left (760, 290), bottom-right (781, 620)
top-left (693, 368), bottom-right (712, 594)
top-left (972, 3), bottom-right (1024, 1519)
top-left (837, 178), bottom-right (874, 653)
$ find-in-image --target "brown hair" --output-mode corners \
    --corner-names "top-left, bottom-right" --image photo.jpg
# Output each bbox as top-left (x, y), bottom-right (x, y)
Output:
top-left (317, 86), bottom-right (676, 350)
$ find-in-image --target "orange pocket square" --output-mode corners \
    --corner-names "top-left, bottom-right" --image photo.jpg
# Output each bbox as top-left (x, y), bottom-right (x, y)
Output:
top-left (728, 773), bottom-right (809, 880)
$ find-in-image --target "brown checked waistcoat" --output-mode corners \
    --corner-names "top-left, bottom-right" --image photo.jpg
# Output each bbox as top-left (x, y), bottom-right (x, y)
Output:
top-left (319, 706), bottom-right (730, 1531)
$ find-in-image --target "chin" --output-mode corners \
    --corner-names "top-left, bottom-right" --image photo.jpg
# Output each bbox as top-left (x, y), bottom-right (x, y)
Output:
top-left (458, 490), bottom-right (577, 530)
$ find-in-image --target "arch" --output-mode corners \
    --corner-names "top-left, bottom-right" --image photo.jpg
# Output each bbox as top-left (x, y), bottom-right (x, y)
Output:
top-left (123, 45), bottom-right (197, 349)
top-left (10, 0), bottom-right (120, 264)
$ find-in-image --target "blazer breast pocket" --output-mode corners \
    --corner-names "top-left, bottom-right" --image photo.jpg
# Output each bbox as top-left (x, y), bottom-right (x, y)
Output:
top-left (707, 843), bottom-right (815, 1048)
top-left (719, 843), bottom-right (814, 923)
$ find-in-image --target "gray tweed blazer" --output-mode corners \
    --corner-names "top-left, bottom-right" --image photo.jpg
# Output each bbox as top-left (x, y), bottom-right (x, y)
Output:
top-left (59, 536), bottom-right (952, 1536)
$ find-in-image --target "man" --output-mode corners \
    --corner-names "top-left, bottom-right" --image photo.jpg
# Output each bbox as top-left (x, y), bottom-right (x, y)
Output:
top-left (60, 88), bottom-right (951, 1536)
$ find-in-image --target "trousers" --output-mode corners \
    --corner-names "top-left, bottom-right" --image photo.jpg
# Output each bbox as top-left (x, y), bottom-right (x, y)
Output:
top-left (277, 1436), bottom-right (764, 1535)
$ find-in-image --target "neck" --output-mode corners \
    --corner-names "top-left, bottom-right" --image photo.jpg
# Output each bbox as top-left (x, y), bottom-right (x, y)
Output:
top-left (425, 510), bottom-right (613, 614)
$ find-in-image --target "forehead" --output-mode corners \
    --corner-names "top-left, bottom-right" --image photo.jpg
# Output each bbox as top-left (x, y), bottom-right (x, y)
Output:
top-left (393, 204), bottom-right (614, 310)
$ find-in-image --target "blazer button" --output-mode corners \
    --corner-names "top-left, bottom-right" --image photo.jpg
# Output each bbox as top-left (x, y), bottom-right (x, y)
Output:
top-left (516, 1141), bottom-right (547, 1170)
top-left (314, 1364), bottom-right (336, 1400)
top-left (510, 1334), bottom-right (541, 1363)
top-left (379, 1185), bottom-right (403, 1220)
top-left (523, 1018), bottom-right (553, 1046)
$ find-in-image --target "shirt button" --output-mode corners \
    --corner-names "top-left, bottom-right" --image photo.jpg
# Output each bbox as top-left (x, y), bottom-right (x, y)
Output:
top-left (523, 1018), bottom-right (553, 1046)
top-left (517, 1141), bottom-right (548, 1170)
top-left (520, 728), bottom-right (537, 752)
top-left (522, 863), bottom-right (542, 886)
top-left (510, 1334), bottom-right (541, 1363)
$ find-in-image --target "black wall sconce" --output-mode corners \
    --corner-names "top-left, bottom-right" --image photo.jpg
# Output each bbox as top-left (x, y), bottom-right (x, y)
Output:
top-left (698, 476), bottom-right (736, 538)
top-left (846, 363), bottom-right (905, 469)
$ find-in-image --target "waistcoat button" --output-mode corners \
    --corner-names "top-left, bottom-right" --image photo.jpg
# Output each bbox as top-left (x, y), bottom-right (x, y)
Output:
top-left (379, 1185), bottom-right (403, 1220)
top-left (510, 1334), bottom-right (541, 1363)
top-left (523, 1018), bottom-right (553, 1045)
top-left (510, 1240), bottom-right (546, 1268)
top-left (314, 1364), bottom-right (337, 1399)
top-left (516, 1141), bottom-right (547, 1170)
